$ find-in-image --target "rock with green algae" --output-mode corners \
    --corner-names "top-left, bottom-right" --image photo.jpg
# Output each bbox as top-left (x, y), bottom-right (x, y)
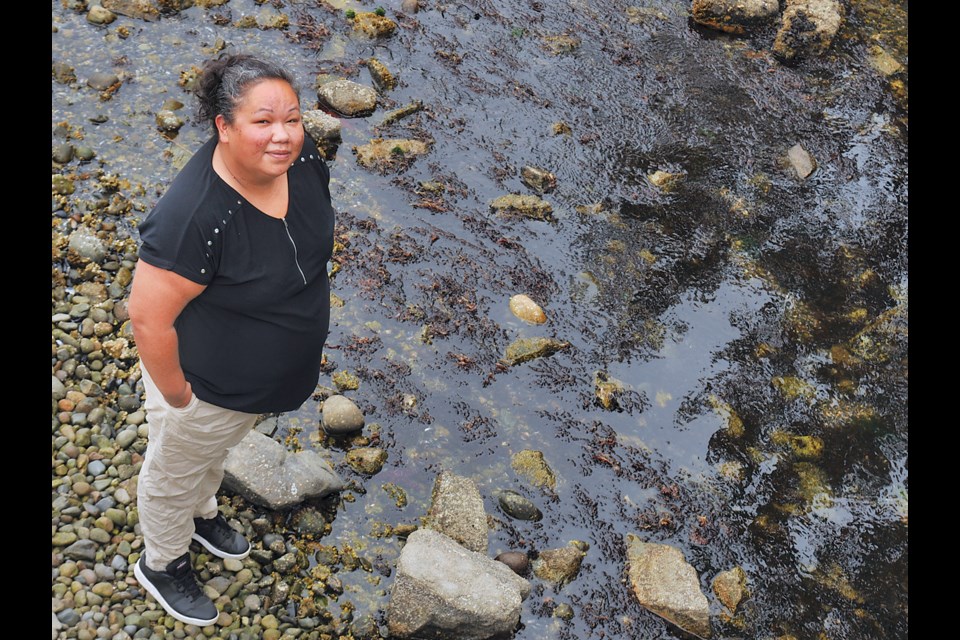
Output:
top-left (771, 431), bottom-right (823, 459)
top-left (501, 337), bottom-right (570, 366)
top-left (353, 138), bottom-right (431, 169)
top-left (511, 450), bottom-right (557, 491)
top-left (490, 194), bottom-right (555, 221)
top-left (352, 11), bottom-right (397, 37)
top-left (365, 57), bottom-right (396, 92)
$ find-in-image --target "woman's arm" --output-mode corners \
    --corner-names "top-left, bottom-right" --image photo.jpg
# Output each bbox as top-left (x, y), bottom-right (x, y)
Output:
top-left (127, 259), bottom-right (207, 408)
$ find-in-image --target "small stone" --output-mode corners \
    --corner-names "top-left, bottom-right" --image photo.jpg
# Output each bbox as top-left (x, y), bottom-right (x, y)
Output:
top-left (87, 72), bottom-right (120, 91)
top-left (647, 170), bottom-right (684, 191)
top-left (509, 294), bottom-right (547, 324)
top-left (712, 566), bottom-right (748, 613)
top-left (553, 603), bottom-right (574, 620)
top-left (497, 490), bottom-right (542, 521)
top-left (401, 0), bottom-right (418, 12)
top-left (322, 395), bottom-right (365, 434)
top-left (520, 166), bottom-right (557, 194)
top-left (53, 143), bottom-right (75, 164)
top-left (786, 144), bottom-right (817, 180)
top-left (501, 337), bottom-right (570, 367)
top-left (156, 110), bottom-right (184, 132)
top-left (495, 551), bottom-right (529, 575)
top-left (87, 5), bottom-right (117, 24)
top-left (532, 544), bottom-right (585, 587)
top-left (345, 447), bottom-right (388, 475)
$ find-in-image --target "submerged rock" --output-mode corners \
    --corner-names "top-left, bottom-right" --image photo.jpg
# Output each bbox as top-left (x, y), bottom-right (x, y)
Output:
top-left (491, 194), bottom-right (554, 221)
top-left (647, 170), bottom-right (684, 191)
top-left (692, 0), bottom-right (779, 34)
top-left (511, 450), bottom-right (557, 491)
top-left (868, 45), bottom-right (903, 77)
top-left (785, 143), bottom-right (817, 180)
top-left (541, 34), bottom-right (581, 55)
top-left (712, 566), bottom-right (748, 613)
top-left (496, 489), bottom-right (542, 521)
top-left (155, 109), bottom-right (184, 132)
top-left (222, 431), bottom-right (344, 509)
top-left (345, 447), bottom-right (387, 475)
top-left (773, 0), bottom-right (844, 62)
top-left (520, 166), bottom-right (557, 194)
top-left (425, 470), bottom-right (488, 553)
top-left (317, 79), bottom-right (377, 118)
top-left (625, 534), bottom-right (711, 638)
top-left (594, 371), bottom-right (626, 411)
top-left (509, 294), bottom-right (547, 324)
top-left (87, 72), bottom-right (119, 91)
top-left (387, 529), bottom-right (530, 640)
top-left (501, 337), bottom-right (570, 366)
top-left (380, 101), bottom-right (424, 127)
top-left (532, 543), bottom-right (586, 587)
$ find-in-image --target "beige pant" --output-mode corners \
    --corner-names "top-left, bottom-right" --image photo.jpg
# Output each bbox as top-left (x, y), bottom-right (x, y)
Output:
top-left (137, 363), bottom-right (258, 571)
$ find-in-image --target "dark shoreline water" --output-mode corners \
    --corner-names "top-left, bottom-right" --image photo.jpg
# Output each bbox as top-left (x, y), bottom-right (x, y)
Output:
top-left (53, 0), bottom-right (907, 637)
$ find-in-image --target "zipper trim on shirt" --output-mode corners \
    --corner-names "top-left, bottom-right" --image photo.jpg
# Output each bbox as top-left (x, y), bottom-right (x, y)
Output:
top-left (282, 218), bottom-right (308, 285)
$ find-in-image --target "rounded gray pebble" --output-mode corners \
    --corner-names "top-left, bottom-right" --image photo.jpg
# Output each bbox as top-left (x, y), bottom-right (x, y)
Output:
top-left (321, 395), bottom-right (365, 434)
top-left (87, 460), bottom-right (106, 477)
top-left (115, 428), bottom-right (137, 449)
top-left (111, 555), bottom-right (128, 572)
top-left (57, 608), bottom-right (81, 626)
top-left (497, 490), bottom-right (543, 521)
top-left (53, 376), bottom-right (67, 401)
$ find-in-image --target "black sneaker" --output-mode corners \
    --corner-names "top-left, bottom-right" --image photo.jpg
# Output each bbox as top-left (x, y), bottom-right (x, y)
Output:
top-left (192, 513), bottom-right (251, 560)
top-left (134, 552), bottom-right (218, 626)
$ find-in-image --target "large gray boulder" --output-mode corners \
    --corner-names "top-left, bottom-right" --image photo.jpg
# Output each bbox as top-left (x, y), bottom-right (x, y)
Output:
top-left (222, 430), bottom-right (343, 509)
top-left (424, 471), bottom-right (489, 553)
top-left (387, 529), bottom-right (531, 640)
top-left (625, 534), bottom-right (711, 638)
top-left (773, 0), bottom-right (844, 61)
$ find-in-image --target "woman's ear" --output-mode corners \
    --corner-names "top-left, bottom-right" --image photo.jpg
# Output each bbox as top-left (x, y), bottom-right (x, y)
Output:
top-left (214, 114), bottom-right (229, 143)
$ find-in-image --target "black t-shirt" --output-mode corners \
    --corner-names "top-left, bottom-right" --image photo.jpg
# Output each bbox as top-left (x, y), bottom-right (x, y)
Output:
top-left (137, 135), bottom-right (335, 413)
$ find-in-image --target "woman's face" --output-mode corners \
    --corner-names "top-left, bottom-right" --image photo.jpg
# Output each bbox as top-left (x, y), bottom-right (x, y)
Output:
top-left (216, 78), bottom-right (304, 184)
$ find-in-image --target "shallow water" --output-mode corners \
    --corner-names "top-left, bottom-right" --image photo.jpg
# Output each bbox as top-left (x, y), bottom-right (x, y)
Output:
top-left (53, 0), bottom-right (907, 637)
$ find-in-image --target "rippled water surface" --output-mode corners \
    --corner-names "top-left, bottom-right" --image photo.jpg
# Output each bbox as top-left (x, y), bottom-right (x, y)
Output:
top-left (53, 0), bottom-right (907, 637)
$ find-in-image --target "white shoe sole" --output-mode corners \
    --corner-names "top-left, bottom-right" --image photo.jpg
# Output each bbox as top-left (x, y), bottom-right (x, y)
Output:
top-left (134, 557), bottom-right (219, 627)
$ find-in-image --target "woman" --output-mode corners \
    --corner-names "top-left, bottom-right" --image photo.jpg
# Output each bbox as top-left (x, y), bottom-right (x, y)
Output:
top-left (128, 53), bottom-right (335, 626)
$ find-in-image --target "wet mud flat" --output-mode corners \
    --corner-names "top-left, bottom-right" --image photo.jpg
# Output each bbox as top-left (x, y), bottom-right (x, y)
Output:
top-left (53, 0), bottom-right (907, 638)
